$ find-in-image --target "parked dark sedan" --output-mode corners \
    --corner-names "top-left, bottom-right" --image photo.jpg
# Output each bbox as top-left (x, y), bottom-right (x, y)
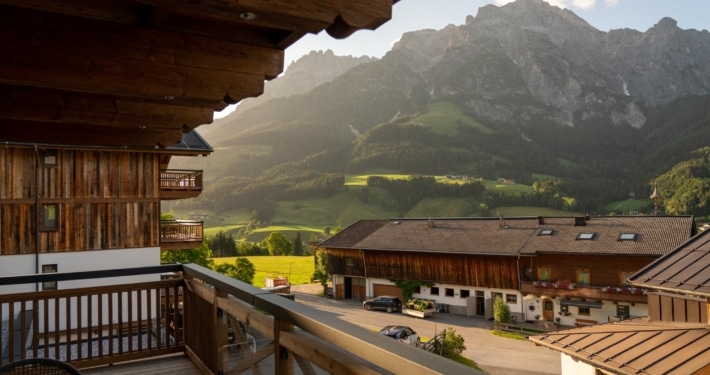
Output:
top-left (363, 296), bottom-right (402, 312)
top-left (379, 325), bottom-right (420, 347)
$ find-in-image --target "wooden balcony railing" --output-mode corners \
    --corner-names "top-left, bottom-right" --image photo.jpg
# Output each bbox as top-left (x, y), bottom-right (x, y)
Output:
top-left (160, 221), bottom-right (203, 250)
top-left (160, 169), bottom-right (203, 200)
top-left (521, 282), bottom-right (648, 304)
top-left (0, 264), bottom-right (480, 374)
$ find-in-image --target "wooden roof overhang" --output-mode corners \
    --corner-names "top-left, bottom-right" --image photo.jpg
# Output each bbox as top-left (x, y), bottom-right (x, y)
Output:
top-left (0, 0), bottom-right (397, 149)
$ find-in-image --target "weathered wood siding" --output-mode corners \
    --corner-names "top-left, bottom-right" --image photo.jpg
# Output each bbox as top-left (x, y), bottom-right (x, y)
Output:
top-left (327, 249), bottom-right (366, 277)
top-left (527, 254), bottom-right (658, 286)
top-left (0, 148), bottom-right (160, 254)
top-left (328, 249), bottom-right (520, 290)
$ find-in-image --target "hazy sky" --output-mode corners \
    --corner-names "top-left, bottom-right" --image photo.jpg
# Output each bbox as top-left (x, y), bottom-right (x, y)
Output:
top-left (285, 0), bottom-right (710, 68)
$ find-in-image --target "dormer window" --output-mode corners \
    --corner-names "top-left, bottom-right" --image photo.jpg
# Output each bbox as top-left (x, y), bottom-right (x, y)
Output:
top-left (538, 229), bottom-right (554, 236)
top-left (576, 233), bottom-right (596, 240)
top-left (618, 233), bottom-right (638, 241)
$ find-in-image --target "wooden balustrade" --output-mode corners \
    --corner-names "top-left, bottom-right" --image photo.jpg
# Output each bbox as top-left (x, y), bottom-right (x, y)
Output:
top-left (160, 169), bottom-right (203, 200)
top-left (1, 264), bottom-right (481, 374)
top-left (160, 221), bottom-right (203, 250)
top-left (0, 279), bottom-right (184, 368)
top-left (159, 170), bottom-right (203, 190)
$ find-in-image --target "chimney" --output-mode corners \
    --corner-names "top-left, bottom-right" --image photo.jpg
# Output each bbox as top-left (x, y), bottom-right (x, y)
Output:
top-left (427, 218), bottom-right (435, 228)
top-left (538, 216), bottom-right (545, 225)
top-left (574, 216), bottom-right (586, 226)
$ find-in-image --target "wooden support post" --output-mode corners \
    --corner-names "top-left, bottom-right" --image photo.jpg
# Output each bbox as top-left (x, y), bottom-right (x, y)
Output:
top-left (274, 318), bottom-right (295, 375)
top-left (214, 288), bottom-right (227, 374)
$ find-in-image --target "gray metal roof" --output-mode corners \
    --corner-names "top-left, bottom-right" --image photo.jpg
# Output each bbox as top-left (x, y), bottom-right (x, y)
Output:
top-left (164, 130), bottom-right (213, 155)
top-left (530, 318), bottom-right (710, 375)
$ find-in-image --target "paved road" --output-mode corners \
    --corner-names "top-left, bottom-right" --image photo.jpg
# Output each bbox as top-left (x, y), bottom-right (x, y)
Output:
top-left (292, 292), bottom-right (562, 375)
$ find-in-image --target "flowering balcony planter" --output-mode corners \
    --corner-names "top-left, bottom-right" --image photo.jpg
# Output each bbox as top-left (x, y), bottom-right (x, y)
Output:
top-left (601, 286), bottom-right (648, 295)
top-left (532, 281), bottom-right (577, 290)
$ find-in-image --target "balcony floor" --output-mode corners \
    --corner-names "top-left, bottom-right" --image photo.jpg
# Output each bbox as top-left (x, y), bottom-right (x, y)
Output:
top-left (81, 353), bottom-right (201, 375)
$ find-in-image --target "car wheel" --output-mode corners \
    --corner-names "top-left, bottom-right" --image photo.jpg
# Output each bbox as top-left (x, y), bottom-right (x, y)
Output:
top-left (365, 304), bottom-right (372, 311)
top-left (386, 306), bottom-right (393, 313)
top-left (415, 338), bottom-right (421, 347)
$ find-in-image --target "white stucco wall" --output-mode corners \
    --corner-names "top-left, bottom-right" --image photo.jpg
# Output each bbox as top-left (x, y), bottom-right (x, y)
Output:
top-left (365, 277), bottom-right (521, 316)
top-left (523, 294), bottom-right (648, 325)
top-left (561, 353), bottom-right (597, 375)
top-left (1, 247), bottom-right (160, 290)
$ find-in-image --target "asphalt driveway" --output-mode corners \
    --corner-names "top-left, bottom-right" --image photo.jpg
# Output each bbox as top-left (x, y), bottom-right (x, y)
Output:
top-left (291, 290), bottom-right (561, 375)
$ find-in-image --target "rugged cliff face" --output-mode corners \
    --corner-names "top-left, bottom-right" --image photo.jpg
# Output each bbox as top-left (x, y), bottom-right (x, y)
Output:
top-left (387, 0), bottom-right (710, 129)
top-left (202, 50), bottom-right (377, 139)
top-left (173, 0), bottom-right (710, 217)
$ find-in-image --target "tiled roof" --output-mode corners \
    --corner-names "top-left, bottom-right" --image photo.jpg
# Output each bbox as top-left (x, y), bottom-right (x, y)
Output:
top-left (318, 216), bottom-right (695, 257)
top-left (629, 228), bottom-right (710, 297)
top-left (519, 216), bottom-right (696, 256)
top-left (529, 318), bottom-right (710, 375)
top-left (318, 220), bottom-right (389, 248)
top-left (352, 218), bottom-right (539, 255)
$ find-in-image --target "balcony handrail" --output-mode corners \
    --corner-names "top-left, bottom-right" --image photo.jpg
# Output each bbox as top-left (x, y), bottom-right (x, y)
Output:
top-left (1, 264), bottom-right (481, 374)
top-left (159, 169), bottom-right (203, 190)
top-left (160, 220), bottom-right (203, 243)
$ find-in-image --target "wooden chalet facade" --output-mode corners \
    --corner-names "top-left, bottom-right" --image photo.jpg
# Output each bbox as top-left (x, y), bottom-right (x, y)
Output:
top-left (530, 226), bottom-right (710, 375)
top-left (0, 134), bottom-right (211, 294)
top-left (318, 216), bottom-right (696, 324)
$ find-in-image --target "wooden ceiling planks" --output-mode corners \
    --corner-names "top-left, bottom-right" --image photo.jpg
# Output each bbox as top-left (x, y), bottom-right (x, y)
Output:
top-left (0, 0), bottom-right (396, 148)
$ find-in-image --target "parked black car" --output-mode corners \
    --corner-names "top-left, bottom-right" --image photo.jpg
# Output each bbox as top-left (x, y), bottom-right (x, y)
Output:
top-left (362, 296), bottom-right (402, 312)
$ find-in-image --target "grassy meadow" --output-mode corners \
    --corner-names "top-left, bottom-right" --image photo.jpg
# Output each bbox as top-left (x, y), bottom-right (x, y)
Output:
top-left (214, 255), bottom-right (315, 288)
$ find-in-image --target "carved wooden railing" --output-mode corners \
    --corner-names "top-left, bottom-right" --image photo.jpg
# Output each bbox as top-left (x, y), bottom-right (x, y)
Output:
top-left (1, 265), bottom-right (480, 374)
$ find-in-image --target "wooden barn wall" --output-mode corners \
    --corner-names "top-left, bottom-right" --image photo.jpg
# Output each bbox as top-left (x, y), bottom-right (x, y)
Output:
top-left (327, 249), bottom-right (366, 277)
top-left (0, 148), bottom-right (160, 254)
top-left (327, 248), bottom-right (519, 289)
top-left (526, 254), bottom-right (658, 286)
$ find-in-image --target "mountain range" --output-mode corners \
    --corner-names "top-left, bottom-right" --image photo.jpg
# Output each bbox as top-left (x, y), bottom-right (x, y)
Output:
top-left (168, 0), bottom-right (710, 223)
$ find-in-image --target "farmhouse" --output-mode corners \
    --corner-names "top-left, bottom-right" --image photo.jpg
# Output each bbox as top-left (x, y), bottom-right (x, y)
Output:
top-left (530, 227), bottom-right (710, 375)
top-left (318, 215), bottom-right (696, 324)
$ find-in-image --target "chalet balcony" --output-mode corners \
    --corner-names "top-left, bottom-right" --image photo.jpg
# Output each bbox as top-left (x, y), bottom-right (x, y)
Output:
top-left (0, 264), bottom-right (477, 375)
top-left (521, 281), bottom-right (648, 305)
top-left (160, 221), bottom-right (204, 250)
top-left (160, 169), bottom-right (203, 200)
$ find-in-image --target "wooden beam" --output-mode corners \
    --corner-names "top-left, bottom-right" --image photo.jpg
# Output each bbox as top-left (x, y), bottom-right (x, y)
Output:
top-left (0, 89), bottom-right (214, 130)
top-left (0, 6), bottom-right (273, 105)
top-left (0, 120), bottom-right (183, 148)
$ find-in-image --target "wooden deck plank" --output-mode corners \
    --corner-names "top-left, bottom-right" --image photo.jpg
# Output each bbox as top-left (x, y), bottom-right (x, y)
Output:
top-left (81, 353), bottom-right (201, 375)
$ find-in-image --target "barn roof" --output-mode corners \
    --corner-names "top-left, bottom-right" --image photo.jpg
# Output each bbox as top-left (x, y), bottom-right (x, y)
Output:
top-left (319, 216), bottom-right (696, 257)
top-left (0, 0), bottom-right (397, 149)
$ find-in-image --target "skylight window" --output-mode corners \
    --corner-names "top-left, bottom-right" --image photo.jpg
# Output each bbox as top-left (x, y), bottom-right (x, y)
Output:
top-left (576, 233), bottom-right (596, 240)
top-left (538, 229), bottom-right (554, 236)
top-left (618, 233), bottom-right (638, 241)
